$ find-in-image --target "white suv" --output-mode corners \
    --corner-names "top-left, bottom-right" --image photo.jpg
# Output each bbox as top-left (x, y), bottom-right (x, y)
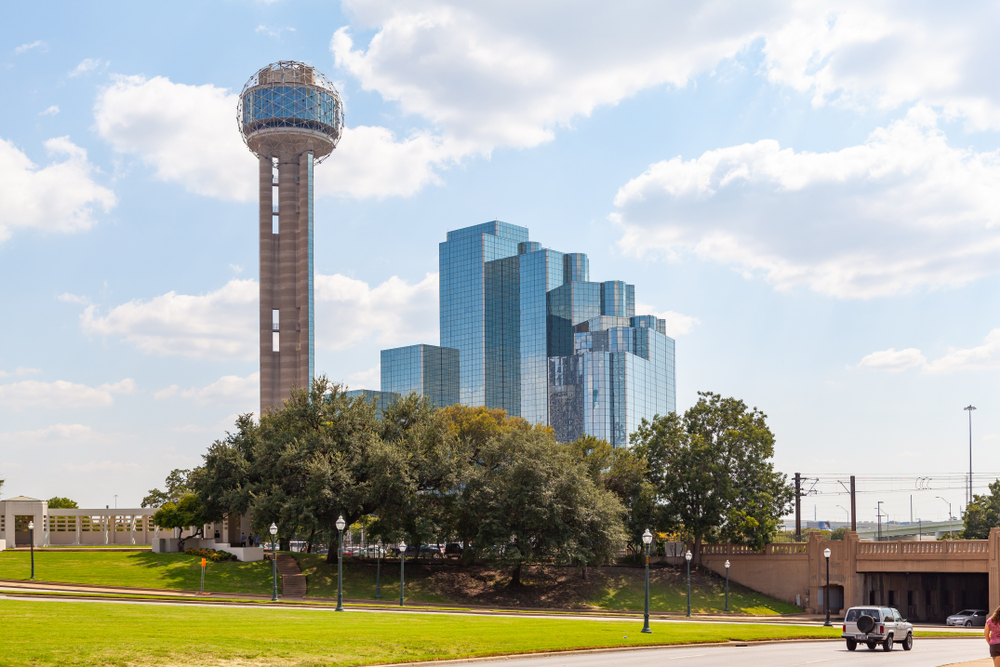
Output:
top-left (842, 606), bottom-right (913, 652)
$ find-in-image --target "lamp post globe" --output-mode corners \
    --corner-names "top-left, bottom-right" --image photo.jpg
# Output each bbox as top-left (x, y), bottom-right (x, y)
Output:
top-left (724, 560), bottom-right (731, 612)
top-left (269, 523), bottom-right (278, 602)
top-left (28, 521), bottom-right (35, 580)
top-left (684, 550), bottom-right (693, 617)
top-left (335, 515), bottom-right (346, 612)
top-left (823, 547), bottom-right (832, 627)
top-left (398, 540), bottom-right (407, 607)
top-left (375, 538), bottom-right (383, 600)
top-left (641, 528), bottom-right (653, 634)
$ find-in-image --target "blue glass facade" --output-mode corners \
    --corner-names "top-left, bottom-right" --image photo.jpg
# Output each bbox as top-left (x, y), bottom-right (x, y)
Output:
top-left (353, 221), bottom-right (675, 445)
top-left (241, 86), bottom-right (342, 132)
top-left (345, 389), bottom-right (400, 419)
top-left (440, 221), bottom-right (527, 408)
top-left (381, 344), bottom-right (460, 408)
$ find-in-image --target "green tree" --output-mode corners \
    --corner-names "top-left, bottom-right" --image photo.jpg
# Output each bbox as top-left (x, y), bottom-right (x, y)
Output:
top-left (46, 497), bottom-right (78, 509)
top-left (151, 493), bottom-right (210, 551)
top-left (963, 479), bottom-right (1000, 539)
top-left (632, 392), bottom-right (794, 563)
top-left (141, 468), bottom-right (192, 508)
top-left (464, 427), bottom-right (626, 586)
top-left (830, 527), bottom-right (848, 541)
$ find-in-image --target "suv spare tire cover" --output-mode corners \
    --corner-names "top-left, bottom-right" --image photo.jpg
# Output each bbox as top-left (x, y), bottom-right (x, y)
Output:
top-left (856, 616), bottom-right (876, 633)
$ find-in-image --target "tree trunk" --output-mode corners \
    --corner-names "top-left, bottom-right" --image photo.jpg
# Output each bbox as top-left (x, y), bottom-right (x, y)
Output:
top-left (509, 560), bottom-right (523, 587)
top-left (694, 533), bottom-right (703, 566)
top-left (306, 527), bottom-right (316, 554)
top-left (581, 563), bottom-right (589, 581)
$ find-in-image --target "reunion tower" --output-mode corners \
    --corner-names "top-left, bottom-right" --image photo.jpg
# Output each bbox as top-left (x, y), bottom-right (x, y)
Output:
top-left (237, 61), bottom-right (344, 412)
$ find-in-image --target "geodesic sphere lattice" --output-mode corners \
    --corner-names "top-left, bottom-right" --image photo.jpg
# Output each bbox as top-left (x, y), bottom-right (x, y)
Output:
top-left (237, 60), bottom-right (344, 163)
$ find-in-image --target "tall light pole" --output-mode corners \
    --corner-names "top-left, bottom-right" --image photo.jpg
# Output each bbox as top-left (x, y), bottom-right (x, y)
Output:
top-left (876, 501), bottom-right (884, 541)
top-left (823, 547), bottom-right (832, 626)
top-left (724, 560), bottom-right (731, 612)
top-left (28, 521), bottom-right (35, 580)
top-left (684, 550), bottom-right (693, 617)
top-left (936, 496), bottom-right (953, 537)
top-left (269, 522), bottom-right (278, 601)
top-left (335, 515), bottom-right (346, 612)
top-left (399, 540), bottom-right (407, 607)
top-left (375, 538), bottom-right (383, 600)
top-left (965, 405), bottom-right (976, 507)
top-left (641, 528), bottom-right (652, 634)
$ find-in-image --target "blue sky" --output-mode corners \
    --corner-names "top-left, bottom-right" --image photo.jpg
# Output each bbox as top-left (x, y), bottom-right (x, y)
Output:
top-left (3, 1), bottom-right (1000, 525)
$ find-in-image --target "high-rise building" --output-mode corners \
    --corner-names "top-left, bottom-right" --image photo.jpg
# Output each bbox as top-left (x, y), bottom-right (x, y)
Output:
top-left (352, 221), bottom-right (675, 446)
top-left (381, 344), bottom-right (460, 408)
top-left (237, 61), bottom-right (344, 413)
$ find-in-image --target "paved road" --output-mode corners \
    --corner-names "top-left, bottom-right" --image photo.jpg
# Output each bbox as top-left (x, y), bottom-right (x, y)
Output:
top-left (471, 639), bottom-right (985, 667)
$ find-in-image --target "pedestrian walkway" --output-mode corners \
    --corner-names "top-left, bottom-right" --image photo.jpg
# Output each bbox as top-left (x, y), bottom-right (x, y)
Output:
top-left (276, 553), bottom-right (306, 598)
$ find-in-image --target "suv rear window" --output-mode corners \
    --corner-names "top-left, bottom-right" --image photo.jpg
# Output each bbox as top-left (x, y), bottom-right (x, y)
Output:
top-left (846, 608), bottom-right (882, 622)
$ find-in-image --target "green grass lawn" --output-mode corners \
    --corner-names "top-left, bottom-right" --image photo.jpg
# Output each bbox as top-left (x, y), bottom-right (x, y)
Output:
top-left (0, 598), bottom-right (841, 667)
top-left (0, 550), bottom-right (277, 595)
top-left (294, 555), bottom-right (800, 615)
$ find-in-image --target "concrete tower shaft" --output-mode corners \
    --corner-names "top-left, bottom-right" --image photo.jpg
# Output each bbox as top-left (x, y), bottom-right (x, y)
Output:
top-left (239, 61), bottom-right (343, 413)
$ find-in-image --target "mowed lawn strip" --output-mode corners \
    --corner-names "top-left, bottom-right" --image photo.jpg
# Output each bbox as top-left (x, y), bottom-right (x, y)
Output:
top-left (0, 550), bottom-right (276, 595)
top-left (0, 599), bottom-right (841, 667)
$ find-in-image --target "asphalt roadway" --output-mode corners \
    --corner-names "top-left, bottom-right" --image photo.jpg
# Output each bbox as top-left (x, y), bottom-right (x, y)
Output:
top-left (452, 639), bottom-right (987, 667)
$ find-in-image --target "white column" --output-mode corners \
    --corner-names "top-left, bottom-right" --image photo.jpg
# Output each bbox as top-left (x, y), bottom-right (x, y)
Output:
top-left (74, 515), bottom-right (80, 545)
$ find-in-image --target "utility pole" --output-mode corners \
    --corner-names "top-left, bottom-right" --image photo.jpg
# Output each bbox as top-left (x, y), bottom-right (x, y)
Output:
top-left (795, 473), bottom-right (802, 541)
top-left (850, 475), bottom-right (857, 531)
top-left (965, 405), bottom-right (976, 507)
top-left (877, 501), bottom-right (884, 541)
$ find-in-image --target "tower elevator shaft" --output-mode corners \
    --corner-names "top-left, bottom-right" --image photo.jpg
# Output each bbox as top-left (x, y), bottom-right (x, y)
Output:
top-left (258, 152), bottom-right (314, 412)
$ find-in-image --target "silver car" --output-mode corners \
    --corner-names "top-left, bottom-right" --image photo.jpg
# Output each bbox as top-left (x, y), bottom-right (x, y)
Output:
top-left (842, 606), bottom-right (914, 652)
top-left (946, 609), bottom-right (988, 627)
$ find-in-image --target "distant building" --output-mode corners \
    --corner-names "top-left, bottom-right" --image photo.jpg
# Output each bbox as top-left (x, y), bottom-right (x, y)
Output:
top-left (353, 221), bottom-right (676, 445)
top-left (380, 345), bottom-right (459, 408)
top-left (345, 389), bottom-right (400, 418)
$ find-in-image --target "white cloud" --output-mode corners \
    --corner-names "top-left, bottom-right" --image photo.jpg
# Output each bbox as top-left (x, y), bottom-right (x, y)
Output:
top-left (255, 25), bottom-right (296, 37)
top-left (316, 272), bottom-right (439, 350)
top-left (346, 366), bottom-right (379, 390)
top-left (0, 424), bottom-right (108, 447)
top-left (761, 4), bottom-right (1000, 131)
top-left (859, 329), bottom-right (1000, 374)
top-left (40, 105), bottom-right (59, 116)
top-left (69, 58), bottom-right (105, 77)
top-left (0, 136), bottom-right (116, 243)
top-left (0, 379), bottom-right (135, 410)
top-left (0, 367), bottom-right (41, 378)
top-left (635, 301), bottom-right (699, 337)
top-left (612, 107), bottom-right (1000, 298)
top-left (80, 279), bottom-right (258, 359)
top-left (155, 373), bottom-right (259, 406)
top-left (94, 74), bottom-right (461, 200)
top-left (332, 2), bottom-right (1000, 152)
top-left (857, 348), bottom-right (927, 373)
top-left (58, 292), bottom-right (90, 305)
top-left (78, 273), bottom-right (438, 359)
top-left (14, 41), bottom-right (47, 55)
top-left (62, 460), bottom-right (140, 473)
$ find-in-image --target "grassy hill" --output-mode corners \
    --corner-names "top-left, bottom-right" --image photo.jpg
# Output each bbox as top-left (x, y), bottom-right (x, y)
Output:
top-left (293, 555), bottom-right (800, 615)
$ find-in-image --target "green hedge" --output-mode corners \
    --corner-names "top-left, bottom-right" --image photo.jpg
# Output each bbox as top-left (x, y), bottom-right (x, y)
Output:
top-left (185, 548), bottom-right (237, 562)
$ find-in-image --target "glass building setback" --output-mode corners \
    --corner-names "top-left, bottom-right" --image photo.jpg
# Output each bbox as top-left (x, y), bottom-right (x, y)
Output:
top-left (352, 220), bottom-right (675, 447)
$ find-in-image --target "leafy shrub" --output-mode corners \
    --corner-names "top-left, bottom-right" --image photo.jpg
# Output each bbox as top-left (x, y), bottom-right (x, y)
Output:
top-left (185, 548), bottom-right (237, 562)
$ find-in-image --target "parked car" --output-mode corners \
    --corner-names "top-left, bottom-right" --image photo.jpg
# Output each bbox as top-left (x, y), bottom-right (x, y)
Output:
top-left (946, 609), bottom-right (988, 627)
top-left (842, 606), bottom-right (913, 652)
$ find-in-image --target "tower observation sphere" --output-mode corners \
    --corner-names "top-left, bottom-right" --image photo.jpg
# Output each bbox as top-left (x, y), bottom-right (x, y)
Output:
top-left (237, 61), bottom-right (344, 413)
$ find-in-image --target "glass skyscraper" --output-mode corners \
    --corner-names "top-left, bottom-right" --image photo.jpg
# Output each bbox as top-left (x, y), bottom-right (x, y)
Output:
top-left (352, 220), bottom-right (676, 447)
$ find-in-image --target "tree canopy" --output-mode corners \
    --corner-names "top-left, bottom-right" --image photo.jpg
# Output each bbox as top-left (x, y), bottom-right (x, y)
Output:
top-left (46, 497), bottom-right (78, 509)
top-left (963, 480), bottom-right (1000, 539)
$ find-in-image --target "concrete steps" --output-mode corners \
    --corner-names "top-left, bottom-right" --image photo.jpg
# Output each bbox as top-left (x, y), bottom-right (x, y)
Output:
top-left (276, 553), bottom-right (307, 598)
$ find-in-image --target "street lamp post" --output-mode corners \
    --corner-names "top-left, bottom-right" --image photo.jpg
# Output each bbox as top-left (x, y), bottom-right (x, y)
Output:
top-left (399, 540), bottom-right (407, 607)
top-left (965, 405), bottom-right (976, 507)
top-left (375, 538), bottom-right (383, 600)
top-left (936, 496), bottom-right (953, 537)
top-left (269, 522), bottom-right (278, 602)
top-left (641, 528), bottom-right (652, 634)
top-left (28, 521), bottom-right (35, 580)
top-left (823, 547), bottom-right (832, 626)
top-left (336, 515), bottom-right (346, 612)
top-left (685, 550), bottom-right (693, 617)
top-left (724, 560), bottom-right (730, 612)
